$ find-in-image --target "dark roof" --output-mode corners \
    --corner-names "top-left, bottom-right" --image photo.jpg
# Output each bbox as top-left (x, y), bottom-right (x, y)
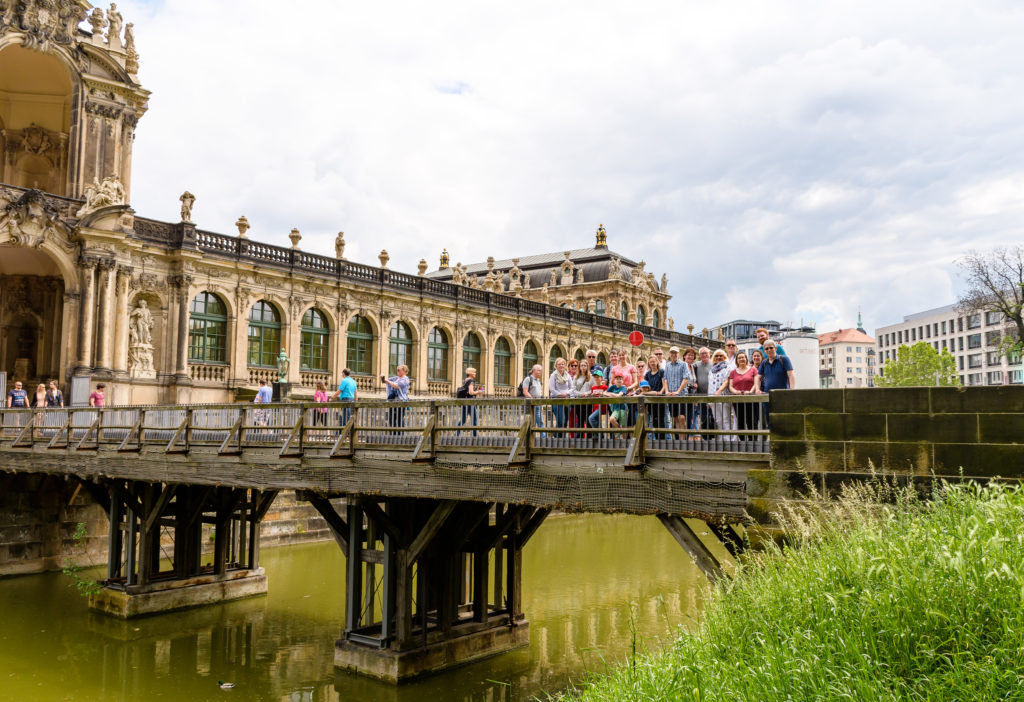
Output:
top-left (426, 247), bottom-right (642, 285)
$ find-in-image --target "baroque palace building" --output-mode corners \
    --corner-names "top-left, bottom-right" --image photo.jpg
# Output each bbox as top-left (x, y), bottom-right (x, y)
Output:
top-left (0, 1), bottom-right (711, 405)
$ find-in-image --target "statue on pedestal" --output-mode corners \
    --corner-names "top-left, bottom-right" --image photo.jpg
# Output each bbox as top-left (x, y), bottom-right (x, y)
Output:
top-left (276, 349), bottom-right (290, 381)
top-left (179, 191), bottom-right (195, 223)
top-left (128, 299), bottom-right (156, 378)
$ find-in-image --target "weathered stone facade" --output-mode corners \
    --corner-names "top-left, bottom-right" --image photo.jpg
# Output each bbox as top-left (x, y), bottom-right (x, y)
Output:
top-left (0, 2), bottom-right (713, 406)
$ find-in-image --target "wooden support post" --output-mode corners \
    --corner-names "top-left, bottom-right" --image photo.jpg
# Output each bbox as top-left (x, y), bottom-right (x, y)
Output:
top-left (345, 502), bottom-right (363, 634)
top-left (106, 483), bottom-right (123, 581)
top-left (305, 494), bottom-right (349, 557)
top-left (473, 547), bottom-right (488, 623)
top-left (363, 521), bottom-right (376, 629)
top-left (394, 548), bottom-right (412, 647)
top-left (492, 505), bottom-right (504, 611)
top-left (658, 515), bottom-right (723, 582)
top-left (505, 531), bottom-right (521, 621)
top-left (624, 411), bottom-right (647, 468)
top-left (380, 505), bottom-right (396, 644)
top-left (707, 522), bottom-right (745, 559)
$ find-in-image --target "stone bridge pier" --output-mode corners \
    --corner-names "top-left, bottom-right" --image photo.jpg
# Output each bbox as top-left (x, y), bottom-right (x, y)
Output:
top-left (86, 480), bottom-right (278, 618)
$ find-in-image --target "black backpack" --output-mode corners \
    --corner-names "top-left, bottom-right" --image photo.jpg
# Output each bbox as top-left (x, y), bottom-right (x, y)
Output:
top-left (516, 376), bottom-right (530, 398)
top-left (456, 378), bottom-right (472, 398)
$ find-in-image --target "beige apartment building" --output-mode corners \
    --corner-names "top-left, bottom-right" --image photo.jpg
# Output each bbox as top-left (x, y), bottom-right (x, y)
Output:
top-left (818, 325), bottom-right (876, 388)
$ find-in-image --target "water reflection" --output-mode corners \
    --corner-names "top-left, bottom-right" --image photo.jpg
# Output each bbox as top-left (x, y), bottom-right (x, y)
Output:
top-left (0, 514), bottom-right (717, 701)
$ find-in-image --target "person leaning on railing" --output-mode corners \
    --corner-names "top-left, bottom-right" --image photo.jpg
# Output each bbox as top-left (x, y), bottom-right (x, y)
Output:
top-left (521, 364), bottom-right (544, 431)
top-left (725, 351), bottom-right (760, 440)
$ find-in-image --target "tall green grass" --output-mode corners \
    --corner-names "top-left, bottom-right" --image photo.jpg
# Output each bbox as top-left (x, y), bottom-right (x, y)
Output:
top-left (562, 479), bottom-right (1024, 701)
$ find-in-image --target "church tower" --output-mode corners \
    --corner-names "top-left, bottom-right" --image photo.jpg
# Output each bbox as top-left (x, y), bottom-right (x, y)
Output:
top-left (0, 1), bottom-right (149, 199)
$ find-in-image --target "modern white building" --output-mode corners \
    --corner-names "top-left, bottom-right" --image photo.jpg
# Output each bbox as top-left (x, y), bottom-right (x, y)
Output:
top-left (818, 325), bottom-right (876, 388)
top-left (875, 303), bottom-right (1022, 386)
top-left (711, 319), bottom-right (819, 389)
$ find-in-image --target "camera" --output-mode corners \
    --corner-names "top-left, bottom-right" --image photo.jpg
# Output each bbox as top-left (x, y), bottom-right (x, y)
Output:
top-left (380, 375), bottom-right (386, 383)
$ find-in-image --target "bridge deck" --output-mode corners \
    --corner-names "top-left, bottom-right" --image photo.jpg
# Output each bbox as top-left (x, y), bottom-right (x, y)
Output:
top-left (0, 397), bottom-right (769, 520)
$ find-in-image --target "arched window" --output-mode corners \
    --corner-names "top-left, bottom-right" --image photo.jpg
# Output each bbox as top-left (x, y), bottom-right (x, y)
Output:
top-left (598, 352), bottom-right (608, 366)
top-left (575, 349), bottom-right (585, 362)
top-left (549, 344), bottom-right (565, 373)
top-left (427, 327), bottom-right (449, 381)
top-left (346, 315), bottom-right (374, 376)
top-left (300, 308), bottom-right (329, 372)
top-left (247, 300), bottom-right (281, 367)
top-left (594, 299), bottom-right (605, 316)
top-left (637, 305), bottom-right (646, 326)
top-left (523, 340), bottom-right (539, 376)
top-left (389, 321), bottom-right (413, 375)
top-left (653, 310), bottom-right (661, 329)
top-left (462, 332), bottom-right (482, 382)
top-left (188, 292), bottom-right (227, 363)
top-left (620, 301), bottom-right (629, 321)
top-left (494, 337), bottom-right (512, 386)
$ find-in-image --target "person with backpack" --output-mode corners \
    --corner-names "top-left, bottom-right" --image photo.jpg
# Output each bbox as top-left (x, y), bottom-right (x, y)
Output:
top-left (456, 367), bottom-right (485, 435)
top-left (521, 364), bottom-right (544, 432)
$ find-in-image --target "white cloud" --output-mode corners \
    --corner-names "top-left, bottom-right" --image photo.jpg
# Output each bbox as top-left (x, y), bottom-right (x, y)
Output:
top-left (114, 0), bottom-right (1024, 337)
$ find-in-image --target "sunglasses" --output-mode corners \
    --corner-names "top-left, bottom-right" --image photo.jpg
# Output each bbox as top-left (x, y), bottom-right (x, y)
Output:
top-left (726, 343), bottom-right (736, 347)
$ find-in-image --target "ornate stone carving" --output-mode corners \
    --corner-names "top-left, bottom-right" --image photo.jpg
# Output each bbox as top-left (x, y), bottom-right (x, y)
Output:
top-left (105, 3), bottom-right (122, 46)
top-left (0, 188), bottom-right (71, 251)
top-left (608, 256), bottom-right (622, 281)
top-left (378, 249), bottom-right (389, 268)
top-left (88, 6), bottom-right (106, 35)
top-left (76, 175), bottom-right (127, 217)
top-left (127, 299), bottom-right (156, 378)
top-left (2, 0), bottom-right (86, 50)
top-left (179, 191), bottom-right (195, 222)
top-left (335, 231), bottom-right (345, 258)
top-left (660, 273), bottom-right (668, 293)
top-left (289, 227), bottom-right (301, 249)
top-left (417, 259), bottom-right (428, 276)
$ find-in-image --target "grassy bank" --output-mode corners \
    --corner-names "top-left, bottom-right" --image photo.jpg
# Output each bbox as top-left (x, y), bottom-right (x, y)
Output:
top-left (564, 481), bottom-right (1024, 701)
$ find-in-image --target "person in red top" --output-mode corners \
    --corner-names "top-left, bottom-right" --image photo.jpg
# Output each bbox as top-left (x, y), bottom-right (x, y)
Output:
top-left (89, 383), bottom-right (106, 408)
top-left (725, 351), bottom-right (760, 440)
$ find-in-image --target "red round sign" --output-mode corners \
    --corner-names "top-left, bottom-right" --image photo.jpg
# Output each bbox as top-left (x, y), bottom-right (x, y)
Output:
top-left (628, 331), bottom-right (644, 347)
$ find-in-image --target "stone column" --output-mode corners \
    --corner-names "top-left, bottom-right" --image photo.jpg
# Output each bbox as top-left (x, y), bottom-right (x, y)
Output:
top-left (113, 268), bottom-right (131, 374)
top-left (94, 260), bottom-right (117, 374)
top-left (286, 304), bottom-right (301, 386)
top-left (48, 282), bottom-right (63, 379)
top-left (232, 293), bottom-right (250, 386)
top-left (75, 258), bottom-right (98, 374)
top-left (174, 275), bottom-right (192, 381)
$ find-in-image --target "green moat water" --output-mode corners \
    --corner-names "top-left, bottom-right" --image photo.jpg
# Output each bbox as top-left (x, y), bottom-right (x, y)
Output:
top-left (0, 514), bottom-right (714, 701)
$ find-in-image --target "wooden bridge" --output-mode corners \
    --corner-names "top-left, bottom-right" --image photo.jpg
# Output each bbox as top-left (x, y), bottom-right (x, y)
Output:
top-left (0, 395), bottom-right (763, 681)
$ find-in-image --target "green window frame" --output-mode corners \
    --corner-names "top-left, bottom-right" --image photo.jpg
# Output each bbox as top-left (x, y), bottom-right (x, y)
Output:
top-left (346, 315), bottom-right (374, 376)
top-left (653, 309), bottom-right (661, 329)
top-left (637, 306), bottom-right (646, 326)
top-left (494, 337), bottom-right (512, 386)
top-left (620, 301), bottom-right (629, 321)
top-left (247, 300), bottom-right (281, 367)
top-left (549, 344), bottom-right (565, 373)
top-left (462, 332), bottom-right (482, 383)
top-left (300, 308), bottom-right (329, 372)
top-left (523, 340), bottom-right (539, 376)
top-left (594, 299), bottom-right (605, 316)
top-left (389, 321), bottom-right (413, 375)
top-left (188, 292), bottom-right (227, 363)
top-left (427, 327), bottom-right (449, 381)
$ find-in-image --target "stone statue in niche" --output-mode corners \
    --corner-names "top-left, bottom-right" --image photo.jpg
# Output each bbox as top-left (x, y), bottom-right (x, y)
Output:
top-left (179, 191), bottom-right (195, 222)
top-left (549, 269), bottom-right (558, 287)
top-left (128, 299), bottom-right (156, 378)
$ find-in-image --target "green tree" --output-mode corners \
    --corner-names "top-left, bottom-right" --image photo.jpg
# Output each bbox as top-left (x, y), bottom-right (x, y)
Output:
top-left (876, 342), bottom-right (960, 387)
top-left (957, 247), bottom-right (1024, 357)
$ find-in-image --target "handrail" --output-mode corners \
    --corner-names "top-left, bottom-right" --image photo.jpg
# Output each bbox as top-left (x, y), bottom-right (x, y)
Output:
top-left (0, 395), bottom-right (771, 463)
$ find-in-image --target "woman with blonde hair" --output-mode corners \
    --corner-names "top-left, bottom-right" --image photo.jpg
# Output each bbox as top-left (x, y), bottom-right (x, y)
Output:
top-left (549, 357), bottom-right (573, 429)
top-left (709, 348), bottom-right (736, 440)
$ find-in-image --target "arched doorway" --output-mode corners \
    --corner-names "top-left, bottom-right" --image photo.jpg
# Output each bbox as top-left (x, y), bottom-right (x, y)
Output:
top-left (0, 246), bottom-right (69, 385)
top-left (0, 46), bottom-right (74, 195)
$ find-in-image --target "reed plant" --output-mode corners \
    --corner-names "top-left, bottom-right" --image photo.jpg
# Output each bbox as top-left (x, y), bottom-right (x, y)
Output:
top-left (561, 477), bottom-right (1024, 701)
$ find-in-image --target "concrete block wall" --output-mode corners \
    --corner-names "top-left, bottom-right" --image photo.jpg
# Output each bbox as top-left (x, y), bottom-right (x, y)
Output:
top-left (747, 387), bottom-right (1024, 524)
top-left (769, 387), bottom-right (1024, 478)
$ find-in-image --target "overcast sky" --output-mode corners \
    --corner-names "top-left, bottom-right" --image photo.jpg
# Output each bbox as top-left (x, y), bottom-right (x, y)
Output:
top-left (115, 0), bottom-right (1024, 335)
